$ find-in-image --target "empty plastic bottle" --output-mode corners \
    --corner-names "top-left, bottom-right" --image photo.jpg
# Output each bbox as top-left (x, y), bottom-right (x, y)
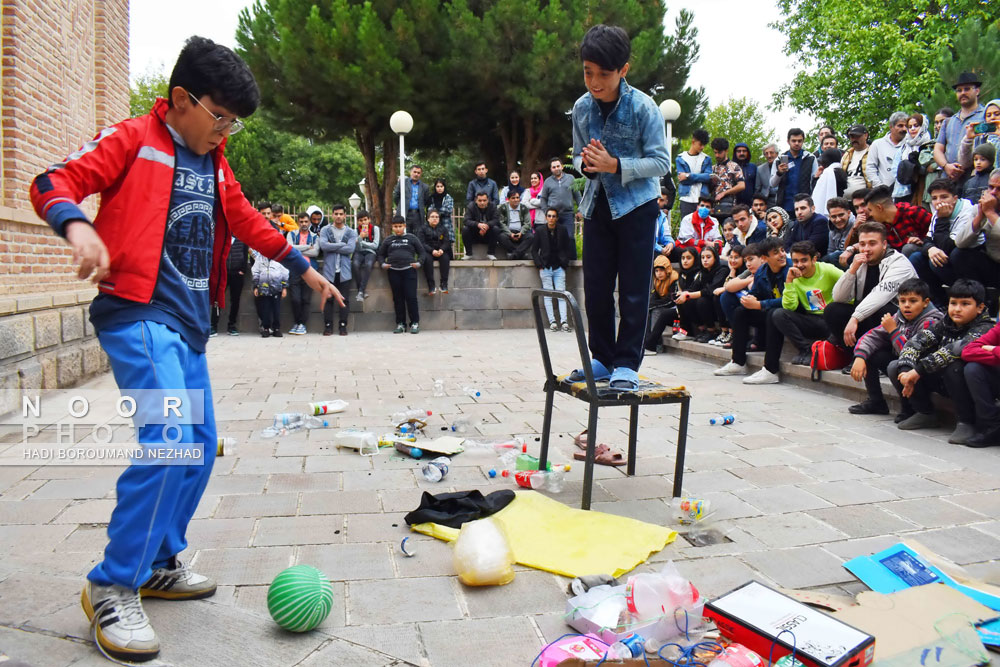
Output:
top-left (501, 468), bottom-right (566, 492)
top-left (449, 417), bottom-right (480, 433)
top-left (462, 385), bottom-right (481, 398)
top-left (261, 413), bottom-right (329, 438)
top-left (670, 497), bottom-right (711, 525)
top-left (606, 633), bottom-right (645, 660)
top-left (708, 414), bottom-right (736, 425)
top-left (309, 400), bottom-right (348, 415)
top-left (462, 438), bottom-right (523, 454)
top-left (391, 409), bottom-right (432, 424)
top-left (395, 442), bottom-right (424, 459)
top-left (217, 437), bottom-right (236, 456)
top-left (421, 456), bottom-right (451, 482)
top-left (432, 379), bottom-right (445, 397)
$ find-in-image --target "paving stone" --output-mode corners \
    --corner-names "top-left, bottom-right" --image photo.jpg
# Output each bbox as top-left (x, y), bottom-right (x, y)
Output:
top-left (735, 486), bottom-right (833, 515)
top-left (738, 512), bottom-right (846, 548)
top-left (590, 499), bottom-right (670, 525)
top-left (393, 533), bottom-right (457, 577)
top-left (742, 546), bottom-right (853, 588)
top-left (732, 448), bottom-right (812, 467)
top-left (926, 470), bottom-right (1000, 493)
top-left (379, 487), bottom-right (432, 513)
top-left (53, 524), bottom-right (109, 554)
top-left (419, 617), bottom-right (542, 667)
top-left (265, 472), bottom-right (341, 493)
top-left (823, 535), bottom-right (907, 560)
top-left (597, 475), bottom-right (672, 501)
top-left (677, 470), bottom-right (757, 494)
top-left (303, 454), bottom-right (374, 472)
top-left (726, 433), bottom-right (791, 450)
top-left (867, 475), bottom-right (957, 499)
top-left (183, 518), bottom-right (255, 549)
top-left (253, 515), bottom-right (345, 546)
top-left (204, 473), bottom-right (268, 495)
top-left (299, 489), bottom-right (382, 515)
top-left (297, 635), bottom-right (413, 666)
top-left (348, 576), bottom-right (462, 625)
top-left (463, 570), bottom-right (566, 618)
top-left (214, 493), bottom-right (299, 518)
top-left (943, 491), bottom-right (1000, 518)
top-left (730, 465), bottom-right (815, 487)
top-left (0, 498), bottom-right (69, 524)
top-left (191, 546), bottom-right (294, 585)
top-left (783, 444), bottom-right (857, 463)
top-left (30, 477), bottom-right (114, 500)
top-left (809, 505), bottom-right (918, 539)
top-left (853, 455), bottom-right (939, 476)
top-left (341, 468), bottom-right (416, 491)
top-left (880, 498), bottom-right (986, 529)
top-left (343, 512), bottom-right (408, 543)
top-left (672, 556), bottom-right (767, 598)
top-left (0, 525), bottom-right (75, 557)
top-left (0, 626), bottom-right (90, 667)
top-left (330, 622), bottom-right (425, 665)
top-left (232, 455), bottom-right (304, 474)
top-left (793, 460), bottom-right (878, 482)
top-left (296, 543), bottom-right (394, 581)
top-left (50, 498), bottom-right (115, 524)
top-left (906, 526), bottom-right (1000, 565)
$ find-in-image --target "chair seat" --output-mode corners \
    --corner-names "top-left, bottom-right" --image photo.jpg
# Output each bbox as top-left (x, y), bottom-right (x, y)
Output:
top-left (555, 374), bottom-right (690, 406)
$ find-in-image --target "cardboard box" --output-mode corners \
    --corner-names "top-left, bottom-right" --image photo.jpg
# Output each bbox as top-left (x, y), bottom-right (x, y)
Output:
top-left (704, 581), bottom-right (875, 667)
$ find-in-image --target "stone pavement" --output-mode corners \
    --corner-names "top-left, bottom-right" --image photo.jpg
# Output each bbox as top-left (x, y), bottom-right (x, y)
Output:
top-left (2, 329), bottom-right (1000, 666)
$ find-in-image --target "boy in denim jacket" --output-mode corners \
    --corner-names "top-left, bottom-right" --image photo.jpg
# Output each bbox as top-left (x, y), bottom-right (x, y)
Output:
top-left (569, 24), bottom-right (670, 390)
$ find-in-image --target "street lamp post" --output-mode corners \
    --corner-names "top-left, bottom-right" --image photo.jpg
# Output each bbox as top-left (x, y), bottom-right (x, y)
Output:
top-left (658, 99), bottom-right (681, 165)
top-left (389, 110), bottom-right (414, 221)
top-left (348, 192), bottom-right (361, 227)
top-left (358, 178), bottom-right (368, 211)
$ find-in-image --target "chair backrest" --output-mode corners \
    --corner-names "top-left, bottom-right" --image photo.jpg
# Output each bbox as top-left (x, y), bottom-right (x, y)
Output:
top-left (530, 289), bottom-right (595, 395)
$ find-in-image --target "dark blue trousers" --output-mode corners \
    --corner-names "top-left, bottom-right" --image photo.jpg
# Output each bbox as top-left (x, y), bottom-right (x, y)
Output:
top-left (582, 195), bottom-right (658, 372)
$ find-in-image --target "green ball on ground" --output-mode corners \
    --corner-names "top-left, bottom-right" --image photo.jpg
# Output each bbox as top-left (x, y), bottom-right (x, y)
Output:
top-left (266, 565), bottom-right (334, 632)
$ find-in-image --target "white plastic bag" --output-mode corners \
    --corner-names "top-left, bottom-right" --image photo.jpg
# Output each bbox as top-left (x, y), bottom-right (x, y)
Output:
top-left (451, 517), bottom-right (515, 586)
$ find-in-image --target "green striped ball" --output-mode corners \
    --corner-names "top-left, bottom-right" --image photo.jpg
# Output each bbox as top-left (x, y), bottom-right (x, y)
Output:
top-left (266, 565), bottom-right (334, 632)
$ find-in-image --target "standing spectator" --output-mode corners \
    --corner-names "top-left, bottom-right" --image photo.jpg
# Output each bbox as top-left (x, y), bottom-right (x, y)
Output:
top-left (352, 210), bottom-right (380, 301)
top-left (258, 201), bottom-right (274, 227)
top-left (676, 129), bottom-right (713, 219)
top-left (785, 194), bottom-right (829, 255)
top-left (318, 204), bottom-right (357, 336)
top-left (466, 161), bottom-right (500, 207)
top-left (499, 170), bottom-right (525, 203)
top-left (713, 237), bottom-right (789, 378)
top-left (536, 157), bottom-right (582, 257)
top-left (909, 179), bottom-right (974, 305)
top-left (210, 235), bottom-right (249, 336)
top-left (841, 125), bottom-right (872, 198)
top-left (654, 191), bottom-right (675, 259)
top-left (822, 197), bottom-right (855, 266)
top-left (306, 204), bottom-right (327, 234)
top-left (812, 148), bottom-right (846, 214)
top-left (532, 208), bottom-right (574, 331)
top-left (813, 125), bottom-right (835, 157)
top-left (849, 278), bottom-right (942, 415)
top-left (732, 143), bottom-right (757, 207)
top-left (957, 99), bottom-right (1000, 173)
top-left (730, 204), bottom-right (766, 248)
top-left (953, 169), bottom-right (1000, 296)
top-left (963, 143), bottom-right (995, 204)
top-left (866, 112), bottom-right (909, 188)
top-left (709, 137), bottom-right (745, 219)
top-left (462, 192), bottom-right (500, 259)
top-left (418, 209), bottom-right (452, 295)
top-left (376, 216), bottom-right (425, 334)
top-left (676, 194), bottom-right (722, 257)
top-left (525, 172), bottom-right (545, 228)
top-left (826, 221), bottom-right (917, 351)
top-left (892, 113), bottom-right (932, 204)
top-left (771, 128), bottom-right (816, 216)
top-left (934, 107), bottom-right (955, 139)
top-left (271, 203), bottom-right (297, 233)
top-left (427, 178), bottom-right (455, 242)
top-left (765, 206), bottom-right (791, 241)
top-left (757, 143), bottom-right (779, 205)
top-left (644, 255), bottom-right (680, 354)
top-left (934, 73), bottom-right (986, 184)
top-left (285, 213), bottom-right (320, 334)
top-left (393, 164), bottom-right (431, 234)
top-left (864, 185), bottom-right (931, 255)
top-left (497, 190), bottom-right (534, 259)
top-left (251, 252), bottom-right (289, 338)
top-left (961, 318), bottom-right (1000, 446)
top-left (890, 279), bottom-right (991, 441)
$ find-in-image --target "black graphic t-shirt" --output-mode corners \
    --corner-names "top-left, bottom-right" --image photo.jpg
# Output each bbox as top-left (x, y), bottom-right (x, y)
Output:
top-left (90, 126), bottom-right (216, 352)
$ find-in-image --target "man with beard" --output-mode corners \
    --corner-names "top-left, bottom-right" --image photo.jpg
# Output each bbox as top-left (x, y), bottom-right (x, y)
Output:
top-left (935, 73), bottom-right (986, 184)
top-left (733, 142), bottom-right (758, 207)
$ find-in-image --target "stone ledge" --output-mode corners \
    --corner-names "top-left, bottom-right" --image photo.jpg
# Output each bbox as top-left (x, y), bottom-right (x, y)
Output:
top-left (6, 288), bottom-right (96, 315)
top-left (0, 205), bottom-right (46, 227)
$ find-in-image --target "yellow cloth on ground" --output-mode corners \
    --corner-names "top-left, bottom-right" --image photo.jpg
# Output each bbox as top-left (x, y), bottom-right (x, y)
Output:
top-left (410, 491), bottom-right (676, 578)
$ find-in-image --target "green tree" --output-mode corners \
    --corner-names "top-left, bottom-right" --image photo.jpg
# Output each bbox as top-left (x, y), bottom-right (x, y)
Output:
top-left (702, 97), bottom-right (776, 162)
top-left (130, 69), bottom-right (168, 118)
top-left (923, 18), bottom-right (1000, 119)
top-left (773, 1), bottom-right (1000, 133)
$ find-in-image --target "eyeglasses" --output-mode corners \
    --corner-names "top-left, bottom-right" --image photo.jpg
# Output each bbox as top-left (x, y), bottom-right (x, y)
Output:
top-left (187, 92), bottom-right (244, 135)
top-left (545, 214), bottom-right (558, 219)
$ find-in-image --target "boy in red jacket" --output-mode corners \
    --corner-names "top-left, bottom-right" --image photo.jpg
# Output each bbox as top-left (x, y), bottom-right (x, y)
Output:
top-left (962, 319), bottom-right (1000, 447)
top-left (29, 37), bottom-right (341, 662)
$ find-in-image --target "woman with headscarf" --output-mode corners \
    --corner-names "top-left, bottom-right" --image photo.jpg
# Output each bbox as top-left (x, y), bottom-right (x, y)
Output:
top-left (643, 255), bottom-right (679, 354)
top-left (893, 113), bottom-right (932, 204)
top-left (498, 171), bottom-right (526, 205)
top-left (525, 172), bottom-right (545, 229)
top-left (428, 178), bottom-right (455, 242)
top-left (958, 99), bottom-right (1000, 173)
top-left (765, 206), bottom-right (791, 241)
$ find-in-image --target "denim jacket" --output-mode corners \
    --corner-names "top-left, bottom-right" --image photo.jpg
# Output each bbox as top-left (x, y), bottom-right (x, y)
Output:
top-left (572, 79), bottom-right (669, 219)
top-left (654, 210), bottom-right (674, 253)
top-left (675, 151), bottom-right (713, 199)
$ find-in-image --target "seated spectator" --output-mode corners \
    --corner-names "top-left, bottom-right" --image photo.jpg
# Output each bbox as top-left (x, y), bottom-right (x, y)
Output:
top-left (675, 194), bottom-right (722, 259)
top-left (352, 210), bottom-right (380, 302)
top-left (707, 246), bottom-right (748, 348)
top-left (689, 245), bottom-right (728, 343)
top-left (271, 203), bottom-right (298, 233)
top-left (956, 98), bottom-right (1000, 173)
top-left (462, 192), bottom-right (500, 260)
top-left (908, 178), bottom-right (975, 305)
top-left (785, 194), bottom-right (829, 255)
top-left (890, 279), bottom-right (992, 443)
top-left (719, 219), bottom-right (737, 260)
top-left (849, 278), bottom-right (942, 415)
top-left (428, 179), bottom-right (456, 242)
top-left (676, 129), bottom-right (713, 219)
top-left (963, 143), bottom-right (995, 204)
top-left (718, 243), bottom-right (764, 349)
top-left (826, 221), bottom-right (917, 352)
top-left (812, 148), bottom-right (846, 213)
top-left (654, 192), bottom-right (675, 258)
top-left (892, 113), bottom-right (932, 204)
top-left (866, 112), bottom-right (909, 188)
top-left (751, 194), bottom-right (769, 224)
top-left (864, 185), bottom-right (931, 255)
top-left (644, 255), bottom-right (680, 354)
top-left (466, 161), bottom-right (499, 207)
top-left (376, 215), bottom-right (425, 334)
top-left (954, 169), bottom-right (1000, 301)
top-left (713, 237), bottom-right (789, 378)
top-left (822, 197), bottom-right (856, 266)
top-left (730, 204), bottom-right (766, 249)
top-left (742, 240), bottom-right (843, 384)
top-left (672, 247), bottom-right (707, 341)
top-left (497, 190), bottom-right (533, 260)
top-left (499, 170), bottom-right (525, 204)
top-left (532, 208), bottom-right (574, 331)
top-left (251, 251), bottom-right (289, 338)
top-left (837, 187), bottom-right (872, 264)
top-left (765, 206), bottom-right (791, 241)
top-left (418, 209), bottom-right (452, 295)
top-left (961, 318), bottom-right (1000, 446)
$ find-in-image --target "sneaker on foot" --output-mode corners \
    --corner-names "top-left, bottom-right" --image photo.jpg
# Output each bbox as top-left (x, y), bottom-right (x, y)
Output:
top-left (227, 326), bottom-right (239, 336)
top-left (714, 361), bottom-right (748, 376)
top-left (339, 324), bottom-right (348, 336)
top-left (948, 422), bottom-right (977, 445)
top-left (894, 411), bottom-right (915, 424)
top-left (898, 412), bottom-right (940, 430)
top-left (549, 322), bottom-right (558, 331)
top-left (790, 352), bottom-right (812, 366)
top-left (486, 254), bottom-right (497, 261)
top-left (81, 582), bottom-right (159, 663)
top-left (355, 293), bottom-right (365, 302)
top-left (440, 285), bottom-right (449, 293)
top-left (744, 368), bottom-right (780, 385)
top-left (140, 558), bottom-right (217, 601)
top-left (967, 423), bottom-right (1000, 448)
top-left (428, 287), bottom-right (437, 296)
top-left (260, 328), bottom-right (270, 338)
top-left (848, 399), bottom-right (890, 415)
top-left (644, 347), bottom-right (658, 356)
top-left (208, 327), bottom-right (217, 338)
top-left (561, 323), bottom-right (571, 332)
top-left (410, 323), bottom-right (420, 334)
top-left (271, 329), bottom-right (283, 338)
top-left (672, 329), bottom-right (689, 341)
top-left (393, 323), bottom-right (406, 334)
top-left (323, 325), bottom-right (334, 337)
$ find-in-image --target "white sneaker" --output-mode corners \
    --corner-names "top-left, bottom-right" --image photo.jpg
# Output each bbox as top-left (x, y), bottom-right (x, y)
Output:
top-left (561, 323), bottom-right (571, 332)
top-left (355, 293), bottom-right (365, 302)
top-left (744, 368), bottom-right (780, 384)
top-left (672, 330), bottom-right (689, 341)
top-left (486, 254), bottom-right (497, 261)
top-left (714, 361), bottom-right (748, 376)
top-left (81, 582), bottom-right (160, 662)
top-left (140, 558), bottom-right (217, 600)
top-left (549, 322), bottom-right (558, 331)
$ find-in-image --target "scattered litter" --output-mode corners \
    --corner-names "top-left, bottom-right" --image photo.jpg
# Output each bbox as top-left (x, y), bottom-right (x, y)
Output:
top-left (708, 414), bottom-right (736, 426)
top-left (447, 417), bottom-right (479, 433)
top-left (394, 442), bottom-right (424, 459)
top-left (217, 437), bottom-right (235, 456)
top-left (416, 436), bottom-right (466, 456)
top-left (670, 497), bottom-right (711, 525)
top-left (260, 413), bottom-right (329, 438)
top-left (332, 429), bottom-right (379, 456)
top-left (568, 575), bottom-right (618, 597)
top-left (452, 517), bottom-right (514, 586)
top-left (462, 385), bottom-right (481, 398)
top-left (399, 537), bottom-right (415, 557)
top-left (500, 467), bottom-right (568, 492)
top-left (432, 378), bottom-right (445, 397)
top-left (421, 456), bottom-right (451, 482)
top-left (308, 399), bottom-right (348, 415)
top-left (391, 408), bottom-right (431, 424)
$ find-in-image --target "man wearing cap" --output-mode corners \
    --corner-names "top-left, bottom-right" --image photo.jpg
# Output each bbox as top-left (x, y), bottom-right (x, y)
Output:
top-left (935, 72), bottom-right (986, 183)
top-left (841, 125), bottom-right (872, 199)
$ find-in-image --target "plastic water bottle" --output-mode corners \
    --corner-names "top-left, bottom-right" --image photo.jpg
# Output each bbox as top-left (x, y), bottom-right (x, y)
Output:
top-left (391, 409), bottom-right (432, 424)
top-left (501, 468), bottom-right (566, 492)
top-left (309, 400), bottom-right (348, 415)
top-left (432, 379), bottom-right (445, 397)
top-left (449, 417), bottom-right (480, 433)
top-left (462, 385), bottom-right (481, 398)
top-left (421, 456), bottom-right (451, 482)
top-left (332, 429), bottom-right (379, 456)
top-left (708, 644), bottom-right (765, 667)
top-left (515, 452), bottom-right (553, 471)
top-left (670, 497), bottom-right (711, 525)
top-left (606, 633), bottom-right (645, 660)
top-left (261, 413), bottom-right (329, 438)
top-left (395, 442), bottom-right (424, 459)
top-left (625, 572), bottom-right (700, 623)
top-left (462, 438), bottom-right (523, 454)
top-left (708, 414), bottom-right (736, 425)
top-left (217, 437), bottom-right (236, 456)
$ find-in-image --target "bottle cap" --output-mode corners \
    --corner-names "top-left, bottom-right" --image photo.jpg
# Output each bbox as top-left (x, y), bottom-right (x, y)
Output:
top-left (426, 410), bottom-right (433, 416)
top-left (500, 470), bottom-right (510, 477)
top-left (488, 469), bottom-right (497, 478)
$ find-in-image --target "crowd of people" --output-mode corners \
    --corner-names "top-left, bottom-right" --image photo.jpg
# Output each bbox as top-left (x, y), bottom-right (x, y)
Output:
top-left (646, 71), bottom-right (1000, 447)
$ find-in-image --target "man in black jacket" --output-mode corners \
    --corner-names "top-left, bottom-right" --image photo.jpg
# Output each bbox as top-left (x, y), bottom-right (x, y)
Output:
top-left (462, 192), bottom-right (500, 259)
top-left (532, 208), bottom-right (574, 330)
top-left (785, 194), bottom-right (830, 255)
top-left (210, 236), bottom-right (249, 336)
top-left (771, 128), bottom-right (817, 216)
top-left (393, 165), bottom-right (432, 234)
